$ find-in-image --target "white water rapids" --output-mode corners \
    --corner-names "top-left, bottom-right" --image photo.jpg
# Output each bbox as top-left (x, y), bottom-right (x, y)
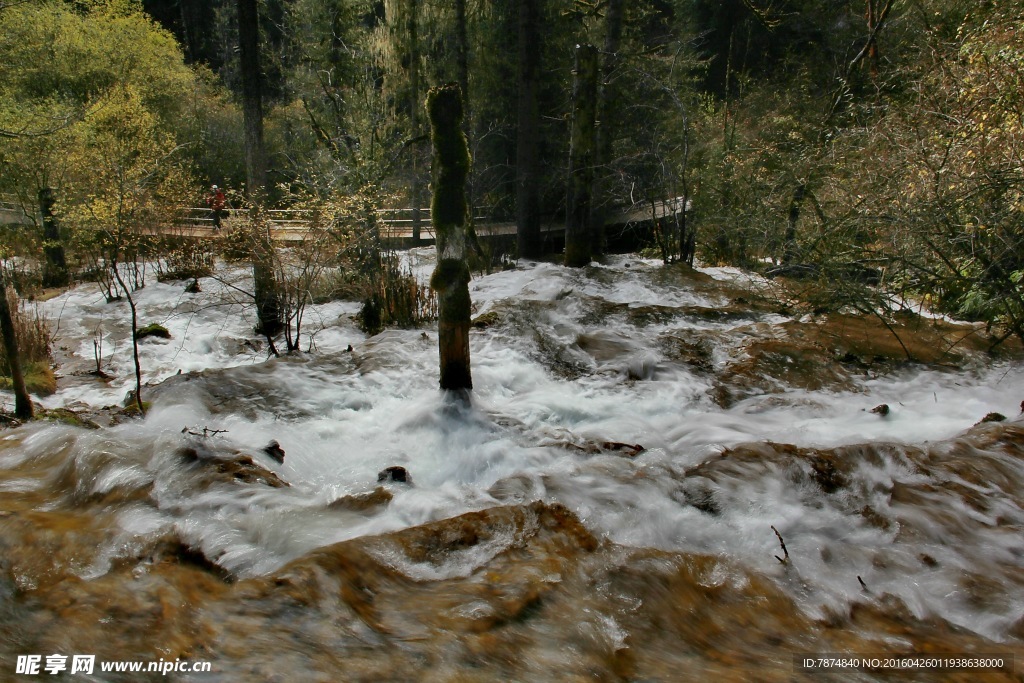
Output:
top-left (4, 250), bottom-right (1024, 651)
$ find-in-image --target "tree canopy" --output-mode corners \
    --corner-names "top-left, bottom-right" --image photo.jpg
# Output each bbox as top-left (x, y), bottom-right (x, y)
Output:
top-left (0, 0), bottom-right (1021, 342)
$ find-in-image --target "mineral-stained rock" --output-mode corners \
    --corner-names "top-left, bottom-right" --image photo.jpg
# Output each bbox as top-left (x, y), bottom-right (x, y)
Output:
top-left (177, 445), bottom-right (288, 488)
top-left (328, 487), bottom-right (393, 513)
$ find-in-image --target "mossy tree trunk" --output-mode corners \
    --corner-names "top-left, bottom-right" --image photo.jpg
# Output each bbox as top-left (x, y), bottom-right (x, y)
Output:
top-left (408, 0), bottom-right (424, 245)
top-left (454, 0), bottom-right (475, 223)
top-left (0, 281), bottom-right (32, 419)
top-left (39, 187), bottom-right (68, 288)
top-left (427, 84), bottom-right (473, 391)
top-left (589, 0), bottom-right (624, 260)
top-left (237, 0), bottom-right (282, 340)
top-left (515, 0), bottom-right (542, 259)
top-left (565, 44), bottom-right (599, 267)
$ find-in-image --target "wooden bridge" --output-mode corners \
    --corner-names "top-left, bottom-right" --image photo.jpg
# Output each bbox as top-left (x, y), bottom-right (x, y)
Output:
top-left (0, 196), bottom-right (33, 227)
top-left (2, 193), bottom-right (687, 249)
top-left (171, 197), bottom-right (687, 245)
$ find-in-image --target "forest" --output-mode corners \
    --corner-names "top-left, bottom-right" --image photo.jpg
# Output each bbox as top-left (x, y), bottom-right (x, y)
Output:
top-left (1, 0), bottom-right (1023, 680)
top-left (1, 0), bottom-right (1022, 338)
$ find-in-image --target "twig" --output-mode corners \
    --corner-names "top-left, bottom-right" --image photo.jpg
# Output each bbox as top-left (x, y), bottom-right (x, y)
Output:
top-left (181, 427), bottom-right (229, 438)
top-left (858, 575), bottom-right (868, 591)
top-left (771, 525), bottom-right (790, 565)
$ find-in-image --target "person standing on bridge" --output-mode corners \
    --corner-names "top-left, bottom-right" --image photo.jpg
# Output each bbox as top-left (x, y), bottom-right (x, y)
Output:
top-left (207, 185), bottom-right (226, 230)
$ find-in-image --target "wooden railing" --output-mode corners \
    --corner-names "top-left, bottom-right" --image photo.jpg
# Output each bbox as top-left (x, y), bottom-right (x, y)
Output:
top-left (0, 194), bottom-right (33, 227)
top-left (171, 206), bottom-right (496, 241)
top-left (0, 195), bottom-right (684, 241)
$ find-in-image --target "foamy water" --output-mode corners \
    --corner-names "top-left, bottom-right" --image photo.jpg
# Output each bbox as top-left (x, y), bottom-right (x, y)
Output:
top-left (5, 251), bottom-right (1024, 642)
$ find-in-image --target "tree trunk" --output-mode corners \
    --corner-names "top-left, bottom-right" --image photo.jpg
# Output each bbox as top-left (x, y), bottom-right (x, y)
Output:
top-left (783, 183), bottom-right (806, 265)
top-left (427, 84), bottom-right (473, 391)
top-left (454, 0), bottom-right (470, 109)
top-left (454, 0), bottom-right (474, 220)
top-left (111, 266), bottom-right (145, 417)
top-left (409, 0), bottom-right (423, 245)
top-left (39, 187), bottom-right (68, 288)
top-left (564, 43), bottom-right (599, 268)
top-left (515, 0), bottom-right (541, 259)
top-left (236, 0), bottom-right (281, 338)
top-left (865, 0), bottom-right (880, 80)
top-left (178, 0), bottom-right (195, 63)
top-left (589, 0), bottom-right (624, 259)
top-left (237, 0), bottom-right (267, 192)
top-left (0, 282), bottom-right (32, 420)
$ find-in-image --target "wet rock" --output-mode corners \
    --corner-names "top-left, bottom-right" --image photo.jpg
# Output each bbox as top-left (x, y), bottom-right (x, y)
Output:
top-left (714, 338), bottom-right (853, 407)
top-left (38, 407), bottom-right (101, 430)
top-left (859, 505), bottom-right (892, 530)
top-left (676, 478), bottom-right (721, 516)
top-left (546, 435), bottom-right (645, 457)
top-left (176, 446), bottom-right (288, 488)
top-left (487, 474), bottom-right (541, 503)
top-left (135, 323), bottom-right (171, 341)
top-left (263, 439), bottom-right (286, 464)
top-left (531, 326), bottom-right (591, 380)
top-left (870, 403), bottom-right (890, 416)
top-left (575, 330), bottom-right (637, 362)
top-left (328, 487), bottom-right (393, 512)
top-left (115, 533), bottom-right (232, 582)
top-left (212, 456), bottom-right (288, 487)
top-left (809, 453), bottom-right (849, 493)
top-left (378, 465), bottom-right (412, 484)
top-left (977, 412), bottom-right (1006, 425)
top-left (601, 441), bottom-right (646, 456)
top-left (625, 355), bottom-right (659, 380)
top-left (471, 311), bottom-right (500, 329)
top-left (659, 334), bottom-right (714, 372)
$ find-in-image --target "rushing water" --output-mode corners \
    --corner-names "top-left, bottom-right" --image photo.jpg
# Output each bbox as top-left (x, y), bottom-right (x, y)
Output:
top-left (2, 251), bottom-right (1022, 681)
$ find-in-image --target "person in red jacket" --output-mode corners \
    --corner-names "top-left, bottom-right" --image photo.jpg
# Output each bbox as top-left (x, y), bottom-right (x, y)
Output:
top-left (207, 185), bottom-right (226, 230)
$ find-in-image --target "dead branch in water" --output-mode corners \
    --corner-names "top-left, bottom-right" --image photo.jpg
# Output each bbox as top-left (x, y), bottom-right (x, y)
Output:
top-left (182, 427), bottom-right (229, 438)
top-left (771, 525), bottom-right (790, 565)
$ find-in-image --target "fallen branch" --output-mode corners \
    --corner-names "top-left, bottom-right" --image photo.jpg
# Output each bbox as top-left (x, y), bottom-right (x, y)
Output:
top-left (181, 427), bottom-right (229, 438)
top-left (771, 525), bottom-right (790, 565)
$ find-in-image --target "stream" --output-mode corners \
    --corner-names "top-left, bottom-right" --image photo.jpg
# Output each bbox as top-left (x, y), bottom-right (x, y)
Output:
top-left (1, 251), bottom-right (1022, 681)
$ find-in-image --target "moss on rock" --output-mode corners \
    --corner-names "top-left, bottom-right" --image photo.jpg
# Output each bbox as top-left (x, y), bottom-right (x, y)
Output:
top-left (135, 323), bottom-right (171, 341)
